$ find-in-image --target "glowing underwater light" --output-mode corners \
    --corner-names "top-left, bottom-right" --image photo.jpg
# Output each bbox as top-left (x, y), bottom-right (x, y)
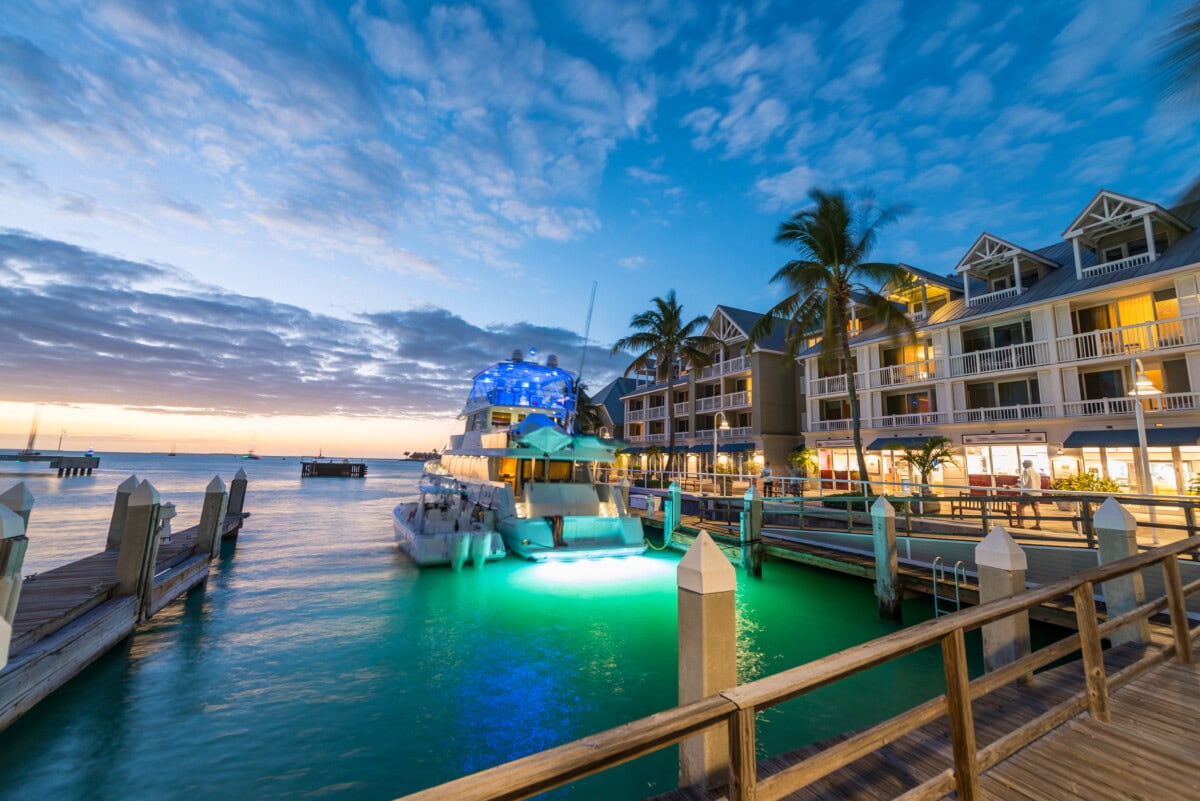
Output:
top-left (509, 555), bottom-right (674, 594)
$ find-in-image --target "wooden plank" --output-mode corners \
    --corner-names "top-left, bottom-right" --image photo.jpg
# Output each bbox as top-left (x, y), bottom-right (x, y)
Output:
top-left (727, 707), bottom-right (757, 801)
top-left (1072, 581), bottom-right (1110, 722)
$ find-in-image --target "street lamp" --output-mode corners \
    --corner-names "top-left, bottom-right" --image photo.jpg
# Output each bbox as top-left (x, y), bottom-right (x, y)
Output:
top-left (598, 426), bottom-right (611, 439)
top-left (712, 411), bottom-right (730, 493)
top-left (1128, 357), bottom-right (1162, 542)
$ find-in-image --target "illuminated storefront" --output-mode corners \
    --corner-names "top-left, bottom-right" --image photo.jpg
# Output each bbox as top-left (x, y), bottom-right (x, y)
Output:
top-left (962, 433), bottom-right (1049, 489)
top-left (1064, 428), bottom-right (1200, 494)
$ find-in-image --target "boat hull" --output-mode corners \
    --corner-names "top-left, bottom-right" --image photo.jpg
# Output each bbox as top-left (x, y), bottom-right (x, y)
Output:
top-left (498, 514), bottom-right (646, 562)
top-left (393, 503), bottom-right (506, 568)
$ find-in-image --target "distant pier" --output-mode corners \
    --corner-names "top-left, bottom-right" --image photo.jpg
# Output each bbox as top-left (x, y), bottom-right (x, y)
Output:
top-left (0, 453), bottom-right (101, 477)
top-left (0, 470), bottom-right (250, 731)
top-left (301, 458), bottom-right (367, 478)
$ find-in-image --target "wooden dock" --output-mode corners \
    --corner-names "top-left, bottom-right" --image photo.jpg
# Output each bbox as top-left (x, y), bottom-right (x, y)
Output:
top-left (0, 453), bottom-right (101, 477)
top-left (394, 531), bottom-right (1200, 801)
top-left (0, 472), bottom-right (248, 732)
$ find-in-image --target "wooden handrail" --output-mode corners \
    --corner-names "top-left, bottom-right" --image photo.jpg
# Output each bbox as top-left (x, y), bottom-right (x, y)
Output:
top-left (396, 535), bottom-right (1200, 801)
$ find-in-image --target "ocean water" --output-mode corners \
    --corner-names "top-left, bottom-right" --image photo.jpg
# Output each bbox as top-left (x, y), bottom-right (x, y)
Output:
top-left (0, 453), bottom-right (959, 800)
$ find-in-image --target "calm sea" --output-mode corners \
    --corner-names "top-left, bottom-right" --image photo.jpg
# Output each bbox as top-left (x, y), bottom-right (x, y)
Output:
top-left (0, 453), bottom-right (958, 800)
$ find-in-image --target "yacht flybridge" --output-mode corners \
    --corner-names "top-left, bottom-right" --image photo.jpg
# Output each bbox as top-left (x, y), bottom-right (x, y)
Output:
top-left (402, 350), bottom-right (645, 562)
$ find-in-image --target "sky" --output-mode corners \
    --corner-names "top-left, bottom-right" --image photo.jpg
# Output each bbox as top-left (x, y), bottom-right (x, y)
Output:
top-left (2, 0), bottom-right (1199, 455)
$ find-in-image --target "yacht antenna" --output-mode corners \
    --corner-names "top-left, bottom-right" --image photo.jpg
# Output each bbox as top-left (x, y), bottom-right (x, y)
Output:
top-left (573, 281), bottom-right (598, 432)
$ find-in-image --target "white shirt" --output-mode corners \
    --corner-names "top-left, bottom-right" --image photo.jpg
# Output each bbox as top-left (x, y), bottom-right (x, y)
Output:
top-left (1019, 467), bottom-right (1040, 494)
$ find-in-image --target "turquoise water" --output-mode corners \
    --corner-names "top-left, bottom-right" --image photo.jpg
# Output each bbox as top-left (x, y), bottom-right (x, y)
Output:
top-left (0, 454), bottom-right (957, 800)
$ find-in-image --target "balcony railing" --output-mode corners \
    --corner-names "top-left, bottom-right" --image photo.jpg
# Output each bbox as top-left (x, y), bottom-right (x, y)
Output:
top-left (697, 354), bottom-right (753, 380)
top-left (948, 341), bottom-right (1051, 377)
top-left (673, 401), bottom-right (689, 416)
top-left (696, 395), bottom-right (723, 412)
top-left (952, 403), bottom-right (1056, 424)
top-left (628, 432), bottom-right (669, 444)
top-left (876, 412), bottom-right (950, 428)
top-left (1080, 252), bottom-right (1152, 278)
top-left (725, 390), bottom-right (750, 408)
top-left (809, 372), bottom-right (864, 396)
top-left (626, 409), bottom-right (646, 422)
top-left (645, 406), bottom-right (667, 420)
top-left (868, 359), bottom-right (940, 388)
top-left (1063, 392), bottom-right (1200, 417)
top-left (1055, 315), bottom-right (1200, 363)
top-left (966, 286), bottom-right (1022, 307)
top-left (695, 427), bottom-right (754, 440)
top-left (811, 418), bottom-right (852, 432)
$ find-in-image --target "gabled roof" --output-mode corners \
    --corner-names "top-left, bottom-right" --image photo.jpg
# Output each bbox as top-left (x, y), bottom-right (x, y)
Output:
top-left (711, 305), bottom-right (792, 353)
top-left (889, 263), bottom-right (964, 294)
top-left (954, 232), bottom-right (1058, 275)
top-left (590, 377), bottom-right (638, 426)
top-left (1063, 189), bottom-right (1192, 241)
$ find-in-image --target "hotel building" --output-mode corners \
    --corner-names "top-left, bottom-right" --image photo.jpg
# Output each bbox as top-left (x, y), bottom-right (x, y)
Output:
top-left (803, 189), bottom-right (1200, 495)
top-left (618, 306), bottom-right (806, 476)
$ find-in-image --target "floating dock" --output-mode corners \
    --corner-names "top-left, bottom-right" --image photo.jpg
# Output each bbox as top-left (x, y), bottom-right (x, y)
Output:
top-left (0, 453), bottom-right (101, 477)
top-left (301, 458), bottom-right (367, 478)
top-left (0, 470), bottom-right (250, 732)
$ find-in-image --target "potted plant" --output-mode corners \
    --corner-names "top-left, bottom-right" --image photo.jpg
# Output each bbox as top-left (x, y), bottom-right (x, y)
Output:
top-left (897, 436), bottom-right (957, 515)
top-left (1051, 473), bottom-right (1121, 509)
top-left (788, 447), bottom-right (817, 494)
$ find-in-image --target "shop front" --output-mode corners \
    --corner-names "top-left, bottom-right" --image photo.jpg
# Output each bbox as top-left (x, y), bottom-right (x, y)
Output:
top-left (815, 438), bottom-right (863, 489)
top-left (962, 433), bottom-right (1050, 492)
top-left (1063, 427), bottom-right (1200, 494)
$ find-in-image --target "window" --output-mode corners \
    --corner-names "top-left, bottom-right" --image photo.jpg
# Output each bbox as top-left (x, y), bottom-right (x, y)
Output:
top-left (965, 377), bottom-right (1040, 409)
top-left (991, 275), bottom-right (1012, 292)
top-left (821, 399), bottom-right (850, 420)
top-left (966, 383), bottom-right (996, 409)
top-left (1154, 288), bottom-right (1180, 320)
top-left (1164, 359), bottom-right (1190, 394)
top-left (962, 319), bottom-right (1032, 352)
top-left (884, 391), bottom-right (933, 416)
top-left (1080, 369), bottom-right (1125, 399)
top-left (675, 419), bottom-right (689, 433)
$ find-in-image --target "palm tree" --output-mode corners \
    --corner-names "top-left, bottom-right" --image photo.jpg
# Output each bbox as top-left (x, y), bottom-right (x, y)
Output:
top-left (573, 381), bottom-right (605, 434)
top-left (612, 291), bottom-right (718, 478)
top-left (897, 436), bottom-right (957, 489)
top-left (749, 189), bottom-right (912, 494)
top-left (1162, 3), bottom-right (1200, 204)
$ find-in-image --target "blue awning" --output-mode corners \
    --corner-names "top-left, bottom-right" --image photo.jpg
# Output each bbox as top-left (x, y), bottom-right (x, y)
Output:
top-left (866, 436), bottom-right (931, 451)
top-left (689, 443), bottom-right (713, 453)
top-left (1064, 427), bottom-right (1200, 448)
top-left (719, 442), bottom-right (756, 453)
top-left (621, 447), bottom-right (643, 455)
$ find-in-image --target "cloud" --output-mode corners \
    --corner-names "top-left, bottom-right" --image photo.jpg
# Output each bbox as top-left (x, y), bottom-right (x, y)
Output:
top-left (754, 165), bottom-right (820, 209)
top-left (0, 230), bottom-right (625, 417)
top-left (1036, 0), bottom-right (1150, 94)
top-left (1069, 137), bottom-right (1135, 185)
top-left (618, 255), bottom-right (646, 269)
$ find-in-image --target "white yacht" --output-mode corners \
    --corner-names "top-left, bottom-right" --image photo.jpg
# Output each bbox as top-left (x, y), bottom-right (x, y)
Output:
top-left (393, 471), bottom-right (506, 569)
top-left (422, 350), bottom-right (645, 561)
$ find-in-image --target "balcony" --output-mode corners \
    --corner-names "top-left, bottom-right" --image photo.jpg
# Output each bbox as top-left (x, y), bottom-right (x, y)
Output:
top-left (1080, 252), bottom-right (1153, 279)
top-left (626, 409), bottom-right (646, 422)
top-left (1055, 315), bottom-right (1200, 364)
top-left (809, 372), bottom-right (865, 397)
top-left (868, 359), bottom-right (940, 389)
top-left (952, 403), bottom-right (1056, 424)
top-left (1063, 392), bottom-right (1200, 417)
top-left (695, 426), bottom-right (755, 440)
top-left (697, 355), bottom-right (753, 380)
top-left (628, 432), bottom-right (669, 444)
top-left (966, 286), bottom-right (1022, 307)
top-left (645, 406), bottom-right (667, 420)
top-left (694, 391), bottom-right (753, 412)
top-left (811, 418), bottom-right (852, 432)
top-left (875, 412), bottom-right (950, 428)
top-left (948, 341), bottom-right (1051, 378)
top-left (673, 401), bottom-right (689, 416)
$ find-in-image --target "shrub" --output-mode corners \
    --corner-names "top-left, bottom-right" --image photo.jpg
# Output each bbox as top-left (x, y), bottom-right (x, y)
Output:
top-left (1050, 474), bottom-right (1121, 493)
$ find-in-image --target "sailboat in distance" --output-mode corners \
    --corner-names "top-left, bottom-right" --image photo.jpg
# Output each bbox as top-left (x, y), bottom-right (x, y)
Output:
top-left (168, 442), bottom-right (177, 457)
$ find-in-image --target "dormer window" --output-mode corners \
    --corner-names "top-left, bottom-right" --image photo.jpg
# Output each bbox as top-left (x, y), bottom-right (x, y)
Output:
top-left (1063, 190), bottom-right (1191, 279)
top-left (955, 233), bottom-right (1057, 308)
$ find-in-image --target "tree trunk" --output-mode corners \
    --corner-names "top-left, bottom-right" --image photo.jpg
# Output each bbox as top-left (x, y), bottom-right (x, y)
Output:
top-left (843, 336), bottom-right (872, 497)
top-left (666, 373), bottom-right (676, 483)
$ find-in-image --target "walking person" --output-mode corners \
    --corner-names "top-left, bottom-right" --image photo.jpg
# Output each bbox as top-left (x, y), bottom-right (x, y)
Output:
top-left (1016, 459), bottom-right (1042, 529)
top-left (762, 461), bottom-right (773, 497)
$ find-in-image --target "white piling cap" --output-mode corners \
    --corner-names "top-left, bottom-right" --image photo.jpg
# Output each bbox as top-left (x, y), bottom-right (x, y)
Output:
top-left (976, 525), bottom-right (1028, 571)
top-left (871, 496), bottom-right (895, 517)
top-left (234, 468), bottom-right (247, 481)
top-left (669, 480), bottom-right (681, 492)
top-left (117, 474), bottom-right (139, 493)
top-left (130, 480), bottom-right (160, 507)
top-left (744, 484), bottom-right (761, 501)
top-left (0, 506), bottom-right (26, 539)
top-left (1093, 496), bottom-right (1135, 531)
top-left (0, 482), bottom-right (34, 512)
top-left (206, 475), bottom-right (226, 494)
top-left (678, 531), bottom-right (736, 594)
top-left (159, 502), bottom-right (177, 520)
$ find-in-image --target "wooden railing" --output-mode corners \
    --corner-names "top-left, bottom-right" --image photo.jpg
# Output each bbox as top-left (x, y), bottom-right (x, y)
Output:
top-left (966, 285), bottom-right (1022, 307)
top-left (399, 536), bottom-right (1200, 801)
top-left (1080, 251), bottom-right (1153, 278)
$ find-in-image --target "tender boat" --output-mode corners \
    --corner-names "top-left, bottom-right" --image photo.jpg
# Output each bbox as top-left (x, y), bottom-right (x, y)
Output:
top-left (393, 472), bottom-right (506, 569)
top-left (418, 350), bottom-right (645, 562)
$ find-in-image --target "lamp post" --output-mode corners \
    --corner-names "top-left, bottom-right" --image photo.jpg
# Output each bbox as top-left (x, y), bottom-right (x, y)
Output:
top-left (1128, 357), bottom-right (1162, 543)
top-left (712, 411), bottom-right (730, 494)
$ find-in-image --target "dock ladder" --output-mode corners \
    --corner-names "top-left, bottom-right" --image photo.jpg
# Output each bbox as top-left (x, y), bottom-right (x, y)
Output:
top-left (932, 556), bottom-right (967, 617)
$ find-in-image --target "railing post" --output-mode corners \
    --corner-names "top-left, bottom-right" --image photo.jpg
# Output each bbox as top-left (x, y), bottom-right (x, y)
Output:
top-left (666, 481), bottom-right (682, 540)
top-left (871, 497), bottom-right (901, 620)
top-left (0, 505), bottom-right (29, 670)
top-left (1094, 498), bottom-right (1149, 645)
top-left (1162, 557), bottom-right (1194, 664)
top-left (727, 707), bottom-right (757, 801)
top-left (228, 468), bottom-right (248, 516)
top-left (975, 526), bottom-right (1032, 680)
top-left (678, 532), bottom-right (737, 792)
top-left (105, 475), bottom-right (140, 550)
top-left (1079, 500), bottom-right (1095, 548)
top-left (1073, 580), bottom-right (1111, 722)
top-left (941, 628), bottom-right (980, 801)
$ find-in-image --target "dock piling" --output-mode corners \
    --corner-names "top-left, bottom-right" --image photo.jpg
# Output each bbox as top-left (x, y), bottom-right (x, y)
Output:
top-left (114, 481), bottom-right (162, 621)
top-left (228, 468), bottom-right (248, 517)
top-left (871, 496), bottom-right (901, 620)
top-left (196, 476), bottom-right (229, 558)
top-left (0, 506), bottom-right (29, 670)
top-left (666, 481), bottom-right (682, 541)
top-left (975, 525), bottom-right (1031, 680)
top-left (740, 485), bottom-right (762, 577)
top-left (104, 475), bottom-right (139, 550)
top-left (677, 532), bottom-right (736, 792)
top-left (1094, 498), bottom-right (1149, 645)
top-left (0, 483), bottom-right (34, 529)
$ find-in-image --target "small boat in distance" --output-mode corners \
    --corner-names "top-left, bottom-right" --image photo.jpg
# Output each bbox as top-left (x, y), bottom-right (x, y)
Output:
top-left (168, 442), bottom-right (176, 457)
top-left (411, 350), bottom-right (644, 562)
top-left (393, 472), bottom-right (506, 568)
top-left (242, 448), bottom-right (260, 460)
